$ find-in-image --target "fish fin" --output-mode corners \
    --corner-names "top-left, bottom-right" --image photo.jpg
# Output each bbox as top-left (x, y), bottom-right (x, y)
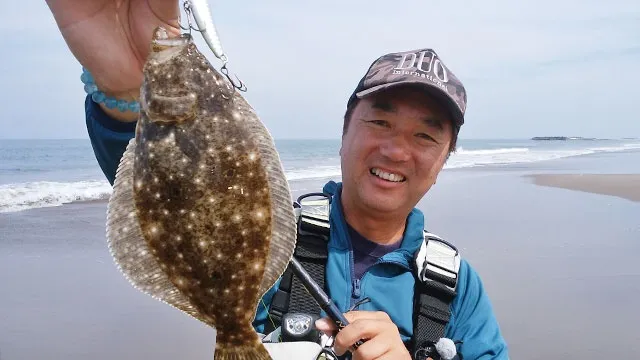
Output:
top-left (106, 138), bottom-right (209, 324)
top-left (214, 341), bottom-right (272, 360)
top-left (238, 101), bottom-right (298, 300)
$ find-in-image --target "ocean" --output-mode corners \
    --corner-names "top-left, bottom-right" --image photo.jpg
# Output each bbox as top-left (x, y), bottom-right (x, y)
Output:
top-left (1, 137), bottom-right (639, 213)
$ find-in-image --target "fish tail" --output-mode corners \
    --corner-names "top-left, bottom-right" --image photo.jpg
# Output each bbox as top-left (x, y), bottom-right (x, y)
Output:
top-left (214, 341), bottom-right (272, 360)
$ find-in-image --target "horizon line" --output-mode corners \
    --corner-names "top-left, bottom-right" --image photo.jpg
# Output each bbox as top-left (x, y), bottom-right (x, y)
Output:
top-left (2, 136), bottom-right (636, 141)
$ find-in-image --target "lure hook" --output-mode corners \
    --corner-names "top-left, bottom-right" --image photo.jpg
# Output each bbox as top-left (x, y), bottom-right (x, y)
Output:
top-left (179, 1), bottom-right (202, 34)
top-left (221, 63), bottom-right (247, 92)
top-left (179, 0), bottom-right (248, 92)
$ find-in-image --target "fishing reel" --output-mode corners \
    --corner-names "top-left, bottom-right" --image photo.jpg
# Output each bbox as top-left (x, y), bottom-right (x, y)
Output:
top-left (281, 312), bottom-right (340, 360)
top-left (261, 312), bottom-right (339, 360)
top-left (281, 312), bottom-right (321, 343)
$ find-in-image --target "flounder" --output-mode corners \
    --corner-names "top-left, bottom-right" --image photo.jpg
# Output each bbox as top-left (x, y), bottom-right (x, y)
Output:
top-left (106, 27), bottom-right (297, 359)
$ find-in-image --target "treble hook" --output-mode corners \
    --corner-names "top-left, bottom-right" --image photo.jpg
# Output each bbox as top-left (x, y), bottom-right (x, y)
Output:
top-left (179, 1), bottom-right (201, 34)
top-left (221, 63), bottom-right (247, 92)
top-left (178, 0), bottom-right (247, 92)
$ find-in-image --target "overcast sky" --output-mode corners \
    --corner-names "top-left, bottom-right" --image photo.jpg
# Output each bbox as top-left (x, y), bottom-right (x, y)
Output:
top-left (2, 0), bottom-right (638, 139)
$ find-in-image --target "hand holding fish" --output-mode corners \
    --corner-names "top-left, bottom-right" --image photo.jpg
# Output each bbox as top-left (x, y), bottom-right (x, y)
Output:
top-left (45, 0), bottom-right (181, 121)
top-left (49, 2), bottom-right (303, 359)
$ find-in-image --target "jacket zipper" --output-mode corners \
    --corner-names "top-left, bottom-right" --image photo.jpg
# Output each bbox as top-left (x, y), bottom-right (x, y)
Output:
top-left (352, 278), bottom-right (361, 298)
top-left (350, 258), bottom-right (410, 307)
top-left (348, 245), bottom-right (358, 307)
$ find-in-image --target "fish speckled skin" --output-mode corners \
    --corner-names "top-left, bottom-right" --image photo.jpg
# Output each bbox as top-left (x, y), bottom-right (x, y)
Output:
top-left (106, 27), bottom-right (297, 360)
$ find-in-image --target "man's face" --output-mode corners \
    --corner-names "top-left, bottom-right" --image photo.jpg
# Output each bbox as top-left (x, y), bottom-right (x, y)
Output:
top-left (339, 87), bottom-right (453, 220)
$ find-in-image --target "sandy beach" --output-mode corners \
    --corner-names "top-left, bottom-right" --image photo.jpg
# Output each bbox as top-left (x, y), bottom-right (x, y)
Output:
top-left (529, 174), bottom-right (640, 202)
top-left (1, 148), bottom-right (639, 360)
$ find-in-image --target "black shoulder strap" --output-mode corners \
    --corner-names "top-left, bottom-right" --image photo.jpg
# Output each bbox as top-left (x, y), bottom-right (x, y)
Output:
top-left (411, 232), bottom-right (461, 360)
top-left (264, 194), bottom-right (331, 334)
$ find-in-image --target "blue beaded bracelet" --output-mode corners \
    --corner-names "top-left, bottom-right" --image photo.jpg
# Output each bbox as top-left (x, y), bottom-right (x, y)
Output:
top-left (81, 67), bottom-right (140, 113)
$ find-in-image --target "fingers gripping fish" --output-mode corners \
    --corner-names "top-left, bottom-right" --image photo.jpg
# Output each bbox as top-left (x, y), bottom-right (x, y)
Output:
top-left (106, 27), bottom-right (297, 359)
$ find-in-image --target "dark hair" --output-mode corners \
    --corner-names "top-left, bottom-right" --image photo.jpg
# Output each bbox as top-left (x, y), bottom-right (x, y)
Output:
top-left (342, 99), bottom-right (459, 156)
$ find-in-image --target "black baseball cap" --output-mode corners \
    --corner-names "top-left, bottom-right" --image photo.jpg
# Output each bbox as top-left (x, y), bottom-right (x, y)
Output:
top-left (347, 48), bottom-right (467, 129)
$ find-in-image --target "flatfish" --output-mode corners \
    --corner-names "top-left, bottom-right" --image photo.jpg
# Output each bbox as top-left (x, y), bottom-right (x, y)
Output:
top-left (106, 27), bottom-right (297, 360)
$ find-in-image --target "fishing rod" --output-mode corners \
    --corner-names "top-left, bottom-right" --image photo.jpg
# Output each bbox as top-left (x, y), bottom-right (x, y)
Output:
top-left (288, 257), bottom-right (366, 351)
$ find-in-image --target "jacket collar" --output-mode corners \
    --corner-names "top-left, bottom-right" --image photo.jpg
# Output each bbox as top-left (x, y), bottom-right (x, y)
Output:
top-left (323, 180), bottom-right (426, 263)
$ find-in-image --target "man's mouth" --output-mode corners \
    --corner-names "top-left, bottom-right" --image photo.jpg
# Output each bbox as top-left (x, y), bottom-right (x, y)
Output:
top-left (370, 168), bottom-right (406, 182)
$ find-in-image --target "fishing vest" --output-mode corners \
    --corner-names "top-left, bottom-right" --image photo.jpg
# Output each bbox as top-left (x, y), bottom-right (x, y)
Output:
top-left (265, 192), bottom-right (461, 360)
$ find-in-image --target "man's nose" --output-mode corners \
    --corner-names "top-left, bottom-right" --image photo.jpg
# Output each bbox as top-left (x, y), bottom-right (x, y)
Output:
top-left (379, 135), bottom-right (411, 162)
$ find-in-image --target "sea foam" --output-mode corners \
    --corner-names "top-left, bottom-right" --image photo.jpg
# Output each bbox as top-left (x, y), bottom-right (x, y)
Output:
top-left (0, 181), bottom-right (112, 213)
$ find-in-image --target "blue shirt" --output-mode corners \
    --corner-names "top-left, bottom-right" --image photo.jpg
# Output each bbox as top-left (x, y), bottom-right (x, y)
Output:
top-left (85, 95), bottom-right (509, 359)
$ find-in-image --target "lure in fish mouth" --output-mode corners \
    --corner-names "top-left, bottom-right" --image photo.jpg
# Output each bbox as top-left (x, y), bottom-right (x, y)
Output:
top-left (106, 26), bottom-right (297, 360)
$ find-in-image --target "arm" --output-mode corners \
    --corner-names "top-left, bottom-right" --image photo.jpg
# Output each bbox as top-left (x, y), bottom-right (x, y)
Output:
top-left (85, 95), bottom-right (136, 185)
top-left (446, 260), bottom-right (509, 359)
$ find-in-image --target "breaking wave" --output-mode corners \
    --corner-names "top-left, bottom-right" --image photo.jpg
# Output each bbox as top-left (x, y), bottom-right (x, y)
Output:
top-left (0, 181), bottom-right (112, 213)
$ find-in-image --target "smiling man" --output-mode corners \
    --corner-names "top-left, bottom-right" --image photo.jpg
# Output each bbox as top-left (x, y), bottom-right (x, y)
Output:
top-left (291, 50), bottom-right (509, 359)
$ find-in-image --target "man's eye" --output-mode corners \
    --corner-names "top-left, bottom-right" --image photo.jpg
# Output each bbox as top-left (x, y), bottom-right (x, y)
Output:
top-left (416, 133), bottom-right (437, 143)
top-left (369, 120), bottom-right (389, 127)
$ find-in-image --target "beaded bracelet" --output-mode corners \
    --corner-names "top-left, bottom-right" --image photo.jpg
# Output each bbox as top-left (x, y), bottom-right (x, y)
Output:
top-left (81, 67), bottom-right (140, 113)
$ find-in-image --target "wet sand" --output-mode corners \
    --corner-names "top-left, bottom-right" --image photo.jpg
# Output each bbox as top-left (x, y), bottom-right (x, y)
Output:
top-left (529, 174), bottom-right (640, 202)
top-left (1, 149), bottom-right (640, 360)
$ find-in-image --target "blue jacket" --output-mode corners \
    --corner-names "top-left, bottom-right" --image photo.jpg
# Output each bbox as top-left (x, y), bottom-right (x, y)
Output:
top-left (85, 95), bottom-right (509, 359)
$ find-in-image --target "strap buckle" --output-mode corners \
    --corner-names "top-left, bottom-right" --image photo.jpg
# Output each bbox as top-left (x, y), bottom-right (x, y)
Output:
top-left (295, 193), bottom-right (331, 236)
top-left (416, 233), bottom-right (461, 292)
top-left (414, 343), bottom-right (440, 360)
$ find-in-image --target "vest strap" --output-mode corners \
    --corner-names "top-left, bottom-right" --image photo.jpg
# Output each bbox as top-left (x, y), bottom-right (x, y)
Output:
top-left (265, 194), bottom-right (331, 334)
top-left (412, 233), bottom-right (461, 359)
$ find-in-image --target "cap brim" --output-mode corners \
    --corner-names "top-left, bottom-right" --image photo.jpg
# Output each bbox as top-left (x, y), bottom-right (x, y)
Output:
top-left (356, 82), bottom-right (464, 128)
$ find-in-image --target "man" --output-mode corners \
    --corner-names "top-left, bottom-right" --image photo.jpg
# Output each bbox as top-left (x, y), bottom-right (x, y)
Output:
top-left (47, 1), bottom-right (508, 359)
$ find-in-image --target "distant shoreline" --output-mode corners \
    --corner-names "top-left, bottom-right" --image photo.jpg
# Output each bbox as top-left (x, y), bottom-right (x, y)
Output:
top-left (531, 136), bottom-right (593, 140)
top-left (530, 136), bottom-right (640, 141)
top-left (527, 173), bottom-right (640, 202)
